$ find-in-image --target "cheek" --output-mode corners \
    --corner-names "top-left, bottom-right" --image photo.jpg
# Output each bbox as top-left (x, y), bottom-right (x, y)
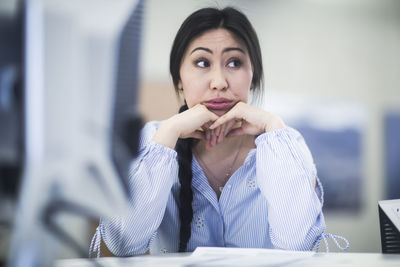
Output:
top-left (181, 75), bottom-right (208, 108)
top-left (238, 91), bottom-right (249, 104)
top-left (183, 91), bottom-right (196, 108)
top-left (231, 72), bottom-right (252, 101)
top-left (181, 80), bottom-right (201, 108)
top-left (241, 91), bottom-right (249, 103)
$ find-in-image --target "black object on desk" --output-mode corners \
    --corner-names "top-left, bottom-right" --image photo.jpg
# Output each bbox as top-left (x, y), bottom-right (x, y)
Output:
top-left (379, 199), bottom-right (400, 253)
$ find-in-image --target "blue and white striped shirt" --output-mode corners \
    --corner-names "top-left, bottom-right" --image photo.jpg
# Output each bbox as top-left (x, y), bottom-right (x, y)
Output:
top-left (91, 121), bottom-right (328, 256)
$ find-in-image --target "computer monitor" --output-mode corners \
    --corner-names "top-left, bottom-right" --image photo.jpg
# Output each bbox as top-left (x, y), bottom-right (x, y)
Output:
top-left (378, 199), bottom-right (400, 253)
top-left (0, 0), bottom-right (24, 201)
top-left (6, 0), bottom-right (144, 266)
top-left (0, 0), bottom-right (25, 265)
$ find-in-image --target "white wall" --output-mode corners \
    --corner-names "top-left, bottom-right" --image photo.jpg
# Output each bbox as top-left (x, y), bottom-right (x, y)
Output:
top-left (140, 0), bottom-right (400, 252)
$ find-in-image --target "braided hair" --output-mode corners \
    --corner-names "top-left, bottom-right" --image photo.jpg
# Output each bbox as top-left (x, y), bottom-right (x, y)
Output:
top-left (170, 7), bottom-right (264, 252)
top-left (175, 104), bottom-right (194, 252)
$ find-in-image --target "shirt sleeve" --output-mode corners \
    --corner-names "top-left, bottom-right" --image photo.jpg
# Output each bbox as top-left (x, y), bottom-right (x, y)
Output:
top-left (255, 127), bottom-right (326, 251)
top-left (98, 121), bottom-right (178, 256)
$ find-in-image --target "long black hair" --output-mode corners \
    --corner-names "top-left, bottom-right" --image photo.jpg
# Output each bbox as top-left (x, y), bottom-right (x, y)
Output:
top-left (170, 7), bottom-right (264, 252)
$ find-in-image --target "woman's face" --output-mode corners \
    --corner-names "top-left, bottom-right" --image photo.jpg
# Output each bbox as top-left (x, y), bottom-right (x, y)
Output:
top-left (178, 28), bottom-right (253, 116)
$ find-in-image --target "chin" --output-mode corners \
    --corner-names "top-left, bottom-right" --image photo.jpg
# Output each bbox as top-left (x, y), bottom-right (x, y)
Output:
top-left (210, 109), bottom-right (228, 117)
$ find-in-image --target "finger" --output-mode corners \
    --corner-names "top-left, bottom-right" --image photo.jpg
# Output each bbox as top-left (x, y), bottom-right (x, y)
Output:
top-left (211, 129), bottom-right (217, 147)
top-left (205, 107), bottom-right (220, 122)
top-left (207, 131), bottom-right (212, 150)
top-left (215, 125), bottom-right (222, 139)
top-left (226, 127), bottom-right (245, 138)
top-left (223, 120), bottom-right (237, 137)
top-left (202, 121), bottom-right (213, 130)
top-left (209, 116), bottom-right (230, 130)
top-left (206, 128), bottom-right (211, 142)
top-left (187, 130), bottom-right (205, 140)
top-left (209, 109), bottom-right (239, 130)
top-left (217, 124), bottom-right (225, 143)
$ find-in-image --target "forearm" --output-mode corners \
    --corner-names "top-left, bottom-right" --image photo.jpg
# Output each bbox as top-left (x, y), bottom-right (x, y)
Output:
top-left (265, 179), bottom-right (325, 250)
top-left (100, 142), bottom-right (178, 255)
top-left (256, 128), bottom-right (325, 250)
top-left (152, 116), bottom-right (181, 149)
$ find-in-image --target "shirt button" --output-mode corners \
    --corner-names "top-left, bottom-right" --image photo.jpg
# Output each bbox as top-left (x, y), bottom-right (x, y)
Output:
top-left (227, 185), bottom-right (232, 189)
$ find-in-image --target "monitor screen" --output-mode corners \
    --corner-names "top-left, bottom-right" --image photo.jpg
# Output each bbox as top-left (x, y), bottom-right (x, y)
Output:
top-left (0, 0), bottom-right (24, 199)
top-left (7, 0), bottom-right (144, 266)
top-left (0, 0), bottom-right (24, 264)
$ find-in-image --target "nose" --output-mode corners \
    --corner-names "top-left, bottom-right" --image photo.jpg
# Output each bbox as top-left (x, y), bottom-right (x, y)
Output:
top-left (210, 66), bottom-right (228, 91)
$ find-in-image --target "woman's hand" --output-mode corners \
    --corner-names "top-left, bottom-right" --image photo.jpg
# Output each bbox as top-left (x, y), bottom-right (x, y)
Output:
top-left (152, 104), bottom-right (219, 149)
top-left (152, 102), bottom-right (285, 149)
top-left (209, 102), bottom-right (286, 141)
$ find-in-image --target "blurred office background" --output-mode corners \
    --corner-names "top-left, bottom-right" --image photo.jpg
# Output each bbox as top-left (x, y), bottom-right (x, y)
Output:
top-left (139, 0), bottom-right (400, 253)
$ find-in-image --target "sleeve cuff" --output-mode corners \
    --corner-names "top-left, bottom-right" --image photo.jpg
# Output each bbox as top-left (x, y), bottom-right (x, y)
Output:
top-left (254, 127), bottom-right (296, 146)
top-left (147, 141), bottom-right (177, 158)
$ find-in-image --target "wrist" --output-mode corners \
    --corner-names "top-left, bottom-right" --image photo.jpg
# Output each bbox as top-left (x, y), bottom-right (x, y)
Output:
top-left (264, 116), bottom-right (286, 132)
top-left (152, 116), bottom-right (181, 149)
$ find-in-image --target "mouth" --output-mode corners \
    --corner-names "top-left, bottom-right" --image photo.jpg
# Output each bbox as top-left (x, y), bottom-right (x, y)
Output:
top-left (204, 98), bottom-right (234, 110)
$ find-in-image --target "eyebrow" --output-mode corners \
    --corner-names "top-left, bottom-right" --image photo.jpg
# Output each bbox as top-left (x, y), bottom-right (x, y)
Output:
top-left (190, 47), bottom-right (245, 55)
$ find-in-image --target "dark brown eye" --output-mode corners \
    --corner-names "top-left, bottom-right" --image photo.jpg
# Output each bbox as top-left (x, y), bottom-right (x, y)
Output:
top-left (227, 59), bottom-right (242, 68)
top-left (196, 59), bottom-right (210, 68)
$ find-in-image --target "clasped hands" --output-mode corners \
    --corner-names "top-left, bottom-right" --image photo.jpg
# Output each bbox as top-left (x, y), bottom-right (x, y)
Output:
top-left (170, 102), bottom-right (285, 150)
top-left (153, 101), bottom-right (285, 149)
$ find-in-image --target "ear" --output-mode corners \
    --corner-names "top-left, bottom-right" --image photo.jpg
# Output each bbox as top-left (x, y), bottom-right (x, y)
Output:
top-left (178, 80), bottom-right (183, 90)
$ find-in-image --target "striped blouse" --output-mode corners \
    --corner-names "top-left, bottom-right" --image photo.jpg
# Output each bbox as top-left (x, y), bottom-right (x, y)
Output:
top-left (90, 121), bottom-right (335, 256)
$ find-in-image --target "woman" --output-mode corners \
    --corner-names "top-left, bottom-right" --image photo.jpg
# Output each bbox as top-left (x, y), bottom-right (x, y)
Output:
top-left (90, 6), bottom-right (348, 256)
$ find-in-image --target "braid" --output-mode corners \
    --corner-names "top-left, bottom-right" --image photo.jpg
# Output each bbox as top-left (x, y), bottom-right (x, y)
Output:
top-left (175, 104), bottom-right (194, 252)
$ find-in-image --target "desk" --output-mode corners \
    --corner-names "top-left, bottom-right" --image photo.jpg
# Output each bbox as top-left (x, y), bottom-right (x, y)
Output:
top-left (56, 247), bottom-right (400, 267)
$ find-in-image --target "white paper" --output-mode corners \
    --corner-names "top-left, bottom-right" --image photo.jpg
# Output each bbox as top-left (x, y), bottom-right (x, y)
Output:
top-left (190, 247), bottom-right (315, 266)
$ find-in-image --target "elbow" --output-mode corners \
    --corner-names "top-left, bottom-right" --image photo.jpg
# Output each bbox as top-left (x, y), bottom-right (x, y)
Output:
top-left (108, 245), bottom-right (149, 257)
top-left (104, 235), bottom-right (152, 256)
top-left (270, 225), bottom-right (324, 251)
top-left (271, 236), bottom-right (314, 251)
top-left (100, 221), bottom-right (155, 256)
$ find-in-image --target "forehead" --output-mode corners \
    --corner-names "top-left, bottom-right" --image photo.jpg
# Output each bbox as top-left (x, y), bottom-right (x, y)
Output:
top-left (186, 28), bottom-right (247, 53)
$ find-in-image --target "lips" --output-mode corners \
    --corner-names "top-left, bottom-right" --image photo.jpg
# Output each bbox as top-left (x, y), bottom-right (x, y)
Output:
top-left (204, 98), bottom-right (234, 110)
